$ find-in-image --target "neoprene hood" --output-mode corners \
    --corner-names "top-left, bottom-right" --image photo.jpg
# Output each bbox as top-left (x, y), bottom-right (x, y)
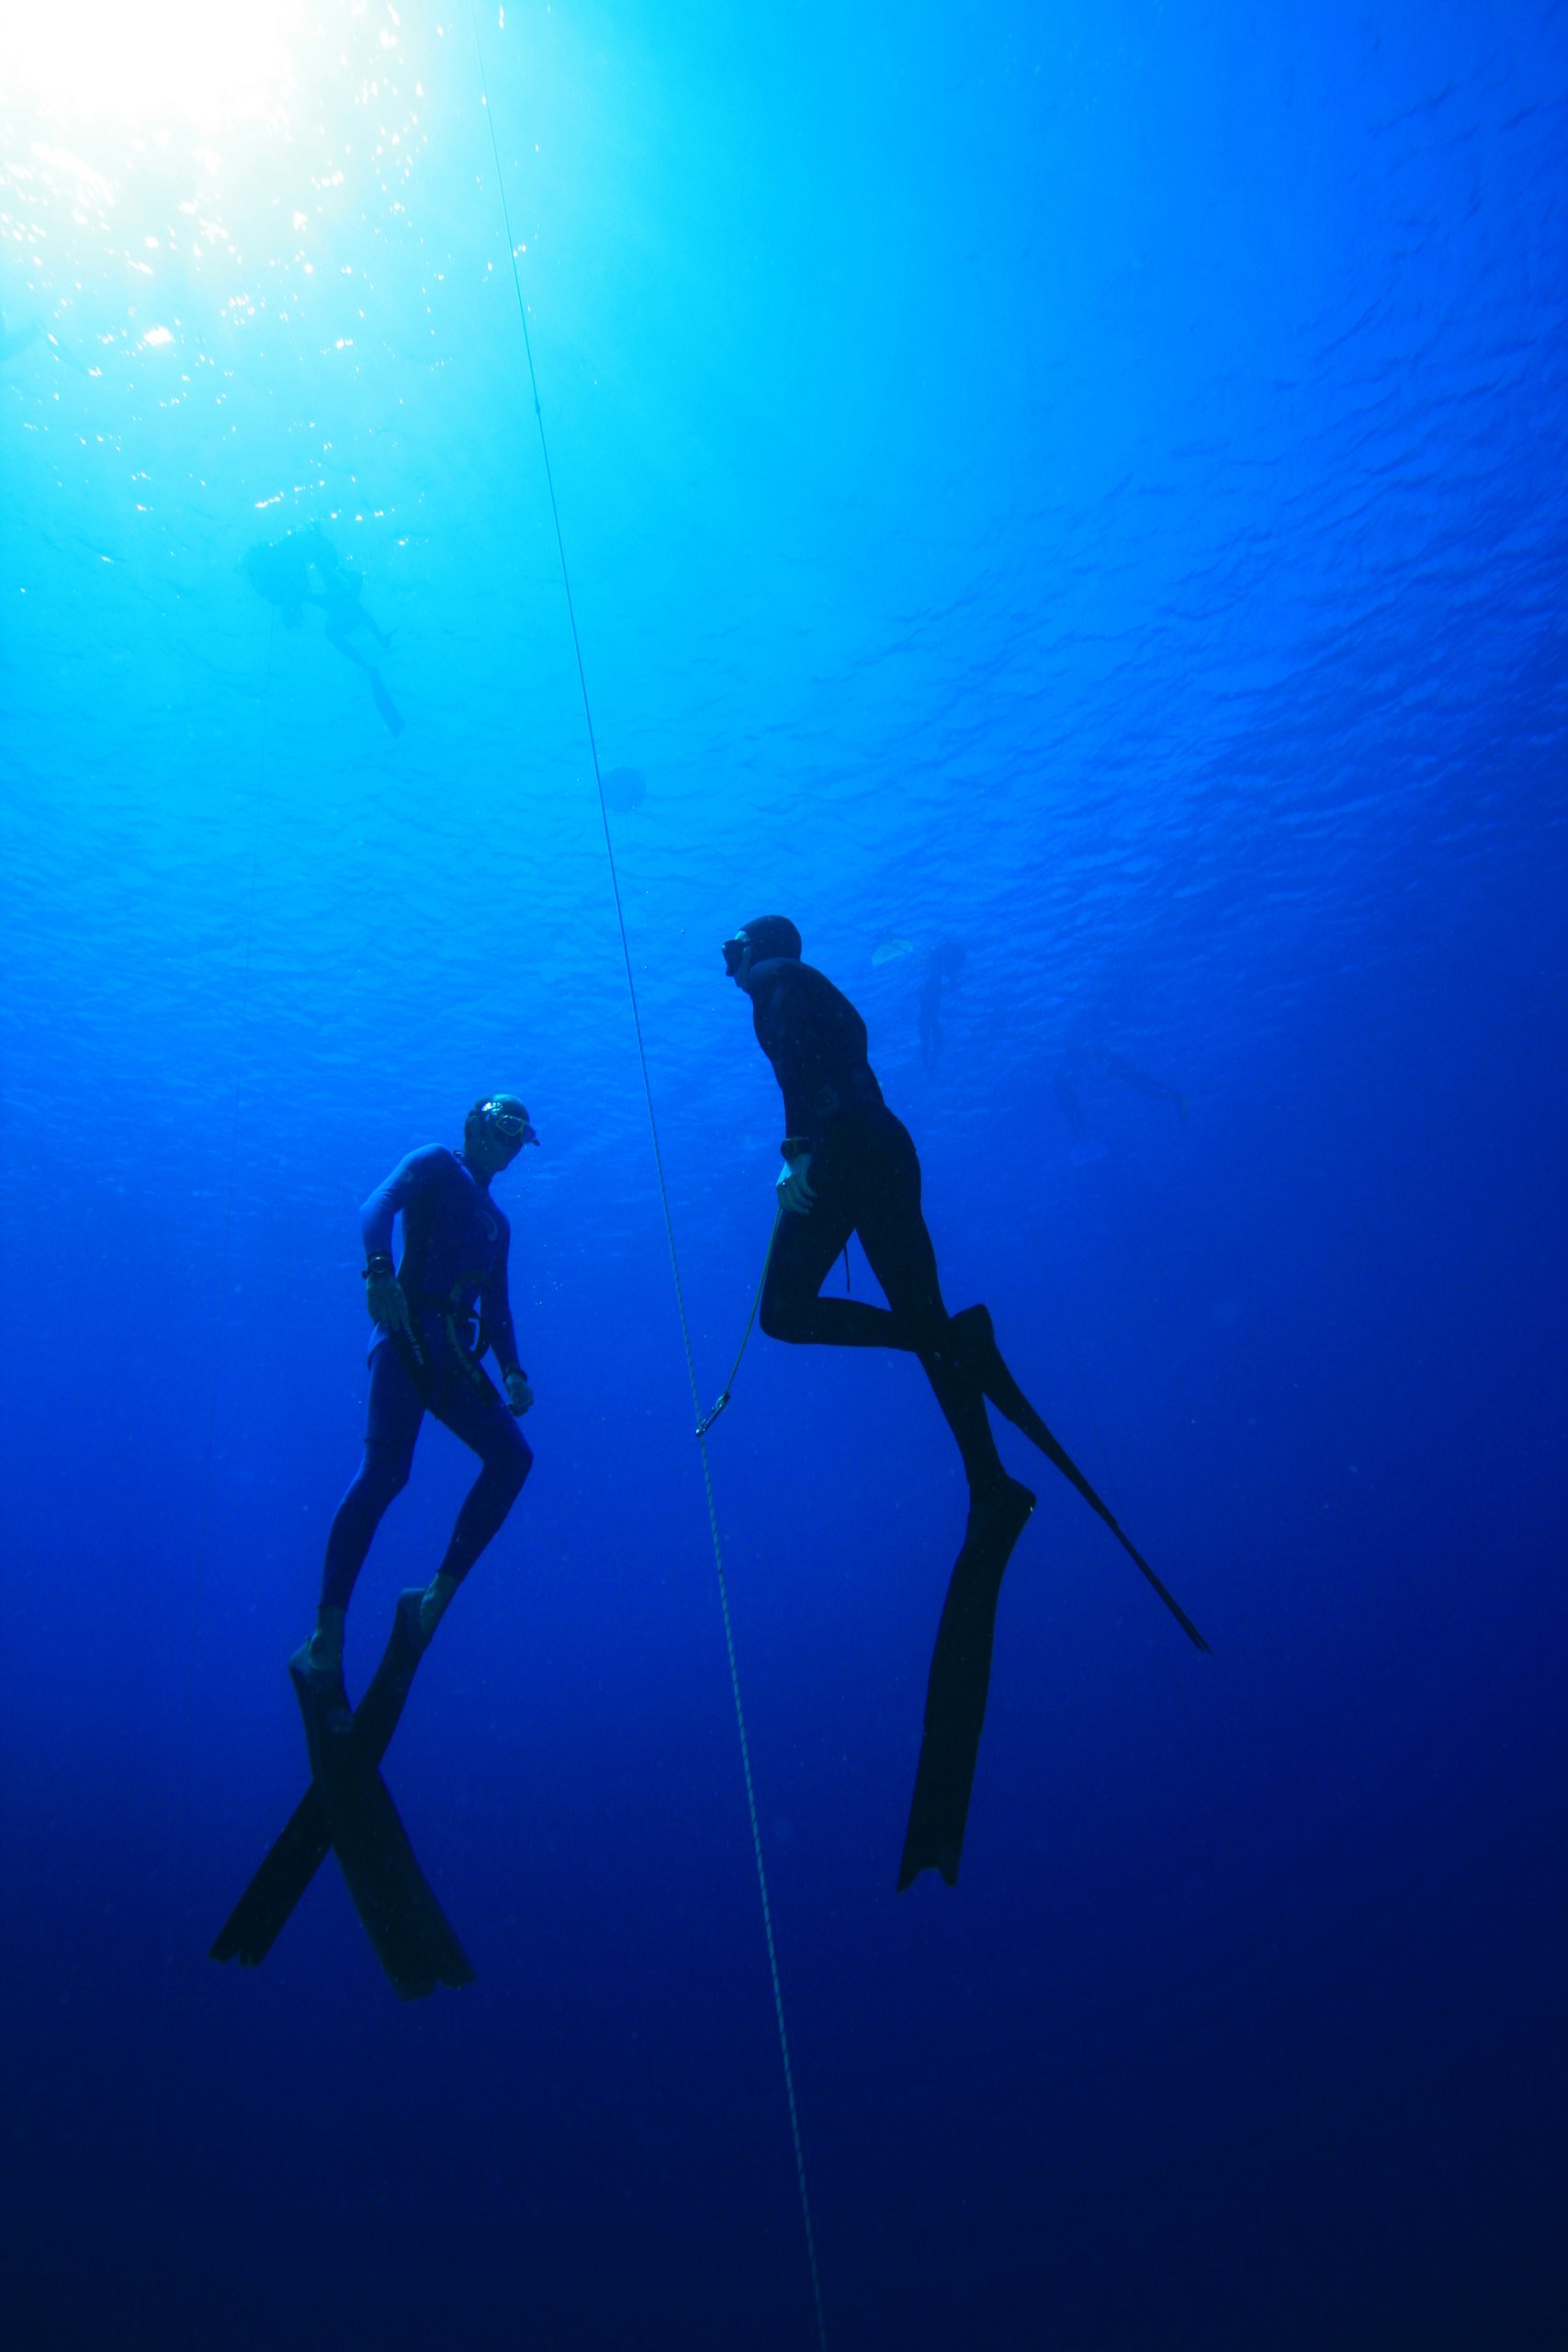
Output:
top-left (739, 915), bottom-right (802, 963)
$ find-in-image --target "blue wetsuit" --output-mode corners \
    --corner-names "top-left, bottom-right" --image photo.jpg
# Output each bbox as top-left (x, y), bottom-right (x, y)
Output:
top-left (321, 1147), bottom-right (533, 1613)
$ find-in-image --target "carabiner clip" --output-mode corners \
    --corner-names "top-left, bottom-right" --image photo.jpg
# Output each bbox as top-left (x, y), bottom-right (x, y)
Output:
top-left (695, 1389), bottom-right (732, 1440)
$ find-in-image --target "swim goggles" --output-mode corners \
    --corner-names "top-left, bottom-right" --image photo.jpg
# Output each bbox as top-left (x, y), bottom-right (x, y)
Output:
top-left (480, 1099), bottom-right (539, 1146)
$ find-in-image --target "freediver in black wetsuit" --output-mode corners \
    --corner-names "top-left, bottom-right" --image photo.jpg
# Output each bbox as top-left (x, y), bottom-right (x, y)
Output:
top-left (243, 524), bottom-right (405, 735)
top-left (725, 917), bottom-right (1048, 1886)
top-left (724, 919), bottom-right (1208, 1884)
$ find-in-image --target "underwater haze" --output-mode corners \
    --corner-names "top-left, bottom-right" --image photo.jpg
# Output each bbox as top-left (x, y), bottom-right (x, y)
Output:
top-left (4, 2), bottom-right (1567, 2346)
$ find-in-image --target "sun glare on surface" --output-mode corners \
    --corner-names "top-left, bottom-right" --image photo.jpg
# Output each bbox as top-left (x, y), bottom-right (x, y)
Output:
top-left (5, 2), bottom-right (307, 127)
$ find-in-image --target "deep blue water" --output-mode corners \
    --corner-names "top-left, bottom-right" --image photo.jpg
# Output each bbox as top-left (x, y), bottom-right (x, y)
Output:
top-left (4, 4), bottom-right (1567, 2346)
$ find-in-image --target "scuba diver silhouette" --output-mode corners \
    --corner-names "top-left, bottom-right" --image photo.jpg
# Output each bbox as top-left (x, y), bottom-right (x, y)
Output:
top-left (243, 525), bottom-right (404, 735)
top-left (723, 918), bottom-right (1207, 1888)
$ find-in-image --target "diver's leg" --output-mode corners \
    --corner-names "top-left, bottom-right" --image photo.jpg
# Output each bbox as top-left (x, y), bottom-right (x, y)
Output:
top-left (761, 1125), bottom-right (1010, 1493)
top-left (759, 1121), bottom-right (1027, 1504)
top-left (852, 1125), bottom-right (1014, 1501)
top-left (311, 1342), bottom-right (423, 1667)
top-left (326, 625), bottom-right (373, 673)
top-left (325, 624), bottom-right (402, 732)
top-left (758, 1173), bottom-right (869, 1343)
top-left (367, 672), bottom-right (404, 736)
top-left (420, 1370), bottom-right (533, 1632)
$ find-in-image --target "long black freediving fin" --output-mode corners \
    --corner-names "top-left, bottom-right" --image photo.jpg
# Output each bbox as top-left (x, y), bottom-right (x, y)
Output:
top-left (288, 1641), bottom-right (473, 1999)
top-left (898, 1477), bottom-right (1035, 1892)
top-left (953, 1306), bottom-right (1211, 1655)
top-left (369, 669), bottom-right (405, 736)
top-left (211, 1592), bottom-right (449, 1974)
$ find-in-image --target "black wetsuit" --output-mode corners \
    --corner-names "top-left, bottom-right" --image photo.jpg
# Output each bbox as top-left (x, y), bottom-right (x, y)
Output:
top-left (744, 955), bottom-right (1003, 1495)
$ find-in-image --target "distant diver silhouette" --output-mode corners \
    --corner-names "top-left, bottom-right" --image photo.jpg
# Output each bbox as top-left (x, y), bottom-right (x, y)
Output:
top-left (1054, 1046), bottom-right (1191, 1136)
top-left (1101, 1049), bottom-right (1191, 1125)
top-left (919, 939), bottom-right (966, 1072)
top-left (722, 917), bottom-right (1207, 1893)
top-left (243, 525), bottom-right (404, 735)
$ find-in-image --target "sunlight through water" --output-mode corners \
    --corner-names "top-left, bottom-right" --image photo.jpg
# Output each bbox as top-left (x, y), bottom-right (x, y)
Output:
top-left (5, 2), bottom-right (309, 128)
top-left (1, 0), bottom-right (432, 429)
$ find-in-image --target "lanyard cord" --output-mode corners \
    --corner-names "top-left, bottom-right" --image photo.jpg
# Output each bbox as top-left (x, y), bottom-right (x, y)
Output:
top-left (697, 1204), bottom-right (784, 1437)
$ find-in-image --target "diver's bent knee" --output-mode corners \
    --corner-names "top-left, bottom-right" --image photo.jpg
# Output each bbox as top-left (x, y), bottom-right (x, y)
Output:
top-left (359, 1443), bottom-right (412, 1503)
top-left (759, 1292), bottom-right (807, 1343)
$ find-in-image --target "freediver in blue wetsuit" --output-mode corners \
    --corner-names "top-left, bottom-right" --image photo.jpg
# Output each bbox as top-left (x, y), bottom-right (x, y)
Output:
top-left (292, 1095), bottom-right (538, 1704)
top-left (210, 1097), bottom-right (538, 1994)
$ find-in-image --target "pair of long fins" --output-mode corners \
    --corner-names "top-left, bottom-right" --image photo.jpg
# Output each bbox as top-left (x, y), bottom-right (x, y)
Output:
top-left (210, 1590), bottom-right (472, 2000)
top-left (215, 1353), bottom-right (1201, 1945)
top-left (897, 1333), bottom-right (1210, 1892)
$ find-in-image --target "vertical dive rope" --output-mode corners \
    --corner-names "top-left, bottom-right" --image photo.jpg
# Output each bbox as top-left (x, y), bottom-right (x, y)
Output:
top-left (468, 17), bottom-right (829, 2347)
